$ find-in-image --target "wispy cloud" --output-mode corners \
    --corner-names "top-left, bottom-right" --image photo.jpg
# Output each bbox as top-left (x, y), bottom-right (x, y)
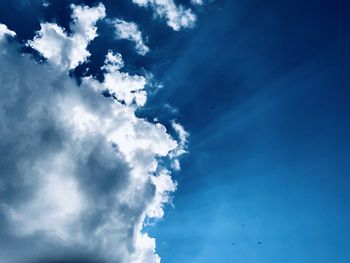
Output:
top-left (109, 18), bottom-right (150, 55)
top-left (131, 0), bottom-right (196, 30)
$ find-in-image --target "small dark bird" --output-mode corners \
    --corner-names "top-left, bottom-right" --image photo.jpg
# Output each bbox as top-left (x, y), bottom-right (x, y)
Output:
top-left (242, 224), bottom-right (245, 227)
top-left (258, 241), bottom-right (262, 244)
top-left (210, 106), bottom-right (214, 110)
top-left (232, 242), bottom-right (235, 246)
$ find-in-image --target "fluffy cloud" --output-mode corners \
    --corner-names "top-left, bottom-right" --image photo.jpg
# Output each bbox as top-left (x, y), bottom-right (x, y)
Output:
top-left (109, 18), bottom-right (149, 55)
top-left (27, 3), bottom-right (106, 69)
top-left (131, 0), bottom-right (196, 31)
top-left (0, 5), bottom-right (186, 263)
top-left (94, 50), bottom-right (148, 107)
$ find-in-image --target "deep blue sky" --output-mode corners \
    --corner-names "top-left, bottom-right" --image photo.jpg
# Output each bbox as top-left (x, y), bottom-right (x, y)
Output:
top-left (1, 0), bottom-right (350, 262)
top-left (147, 0), bottom-right (350, 262)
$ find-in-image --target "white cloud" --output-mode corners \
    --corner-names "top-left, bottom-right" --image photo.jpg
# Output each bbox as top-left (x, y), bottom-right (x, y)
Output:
top-left (27, 3), bottom-right (106, 69)
top-left (170, 121), bottom-right (189, 170)
top-left (0, 13), bottom-right (187, 263)
top-left (191, 0), bottom-right (204, 5)
top-left (110, 18), bottom-right (149, 55)
top-left (0, 23), bottom-right (16, 39)
top-left (98, 50), bottom-right (148, 106)
top-left (147, 170), bottom-right (177, 218)
top-left (131, 0), bottom-right (196, 31)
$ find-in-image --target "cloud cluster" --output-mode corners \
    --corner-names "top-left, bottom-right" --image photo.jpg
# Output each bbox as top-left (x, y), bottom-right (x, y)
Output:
top-left (131, 0), bottom-right (196, 31)
top-left (0, 3), bottom-right (187, 262)
top-left (109, 18), bottom-right (149, 55)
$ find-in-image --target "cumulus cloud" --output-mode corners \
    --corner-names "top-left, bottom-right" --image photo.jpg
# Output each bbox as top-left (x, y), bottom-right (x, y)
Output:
top-left (27, 3), bottom-right (106, 69)
top-left (0, 5), bottom-right (187, 262)
top-left (109, 18), bottom-right (149, 55)
top-left (131, 0), bottom-right (196, 31)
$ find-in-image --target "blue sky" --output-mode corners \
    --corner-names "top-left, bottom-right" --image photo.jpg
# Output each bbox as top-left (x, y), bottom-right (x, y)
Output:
top-left (0, 0), bottom-right (349, 262)
top-left (146, 0), bottom-right (350, 262)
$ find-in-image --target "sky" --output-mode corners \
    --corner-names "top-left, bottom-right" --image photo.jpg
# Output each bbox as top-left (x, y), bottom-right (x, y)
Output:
top-left (0, 0), bottom-right (350, 263)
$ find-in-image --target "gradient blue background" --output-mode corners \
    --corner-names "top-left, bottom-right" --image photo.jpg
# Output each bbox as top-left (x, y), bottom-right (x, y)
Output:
top-left (1, 0), bottom-right (350, 262)
top-left (147, 0), bottom-right (350, 262)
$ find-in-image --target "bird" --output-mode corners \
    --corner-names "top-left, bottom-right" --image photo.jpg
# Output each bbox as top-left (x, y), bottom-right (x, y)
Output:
top-left (258, 241), bottom-right (262, 245)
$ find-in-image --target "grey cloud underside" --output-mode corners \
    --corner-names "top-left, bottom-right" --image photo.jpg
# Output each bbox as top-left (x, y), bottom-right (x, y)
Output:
top-left (0, 40), bottom-right (142, 263)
